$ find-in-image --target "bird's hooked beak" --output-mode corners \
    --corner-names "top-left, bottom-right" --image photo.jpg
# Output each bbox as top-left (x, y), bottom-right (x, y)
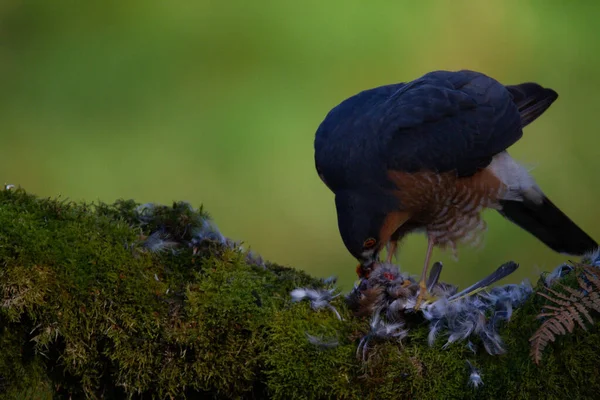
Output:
top-left (355, 254), bottom-right (378, 279)
top-left (354, 239), bottom-right (388, 278)
top-left (356, 262), bottom-right (375, 278)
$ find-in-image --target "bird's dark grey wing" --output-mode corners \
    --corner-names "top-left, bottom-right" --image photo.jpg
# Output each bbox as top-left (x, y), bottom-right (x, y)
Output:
top-left (381, 70), bottom-right (541, 177)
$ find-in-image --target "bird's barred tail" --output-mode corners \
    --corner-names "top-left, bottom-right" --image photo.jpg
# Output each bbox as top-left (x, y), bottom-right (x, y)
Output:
top-left (506, 83), bottom-right (559, 128)
top-left (498, 196), bottom-right (598, 256)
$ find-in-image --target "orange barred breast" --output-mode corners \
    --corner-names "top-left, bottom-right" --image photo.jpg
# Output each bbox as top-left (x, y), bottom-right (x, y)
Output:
top-left (387, 168), bottom-right (507, 252)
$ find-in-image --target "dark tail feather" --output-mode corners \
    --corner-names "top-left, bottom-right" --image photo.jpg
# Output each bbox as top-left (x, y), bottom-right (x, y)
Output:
top-left (498, 196), bottom-right (598, 256)
top-left (506, 83), bottom-right (559, 128)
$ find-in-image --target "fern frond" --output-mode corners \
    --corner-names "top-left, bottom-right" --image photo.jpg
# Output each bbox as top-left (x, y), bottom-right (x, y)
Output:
top-left (562, 283), bottom-right (587, 298)
top-left (576, 275), bottom-right (592, 293)
top-left (539, 304), bottom-right (566, 312)
top-left (540, 287), bottom-right (575, 304)
top-left (583, 267), bottom-right (600, 289)
top-left (582, 292), bottom-right (600, 313)
top-left (529, 265), bottom-right (600, 365)
top-left (573, 303), bottom-right (594, 325)
top-left (566, 305), bottom-right (586, 330)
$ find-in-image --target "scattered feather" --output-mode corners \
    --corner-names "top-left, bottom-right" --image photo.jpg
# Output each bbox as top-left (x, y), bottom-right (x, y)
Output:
top-left (132, 201), bottom-right (267, 268)
top-left (291, 288), bottom-right (342, 320)
top-left (135, 203), bottom-right (157, 223)
top-left (583, 247), bottom-right (600, 267)
top-left (544, 264), bottom-right (574, 287)
top-left (195, 220), bottom-right (226, 244)
top-left (346, 261), bottom-right (530, 356)
top-left (423, 279), bottom-right (532, 354)
top-left (466, 360), bottom-right (483, 389)
top-left (143, 231), bottom-right (180, 253)
top-left (356, 311), bottom-right (408, 361)
top-left (321, 275), bottom-right (338, 285)
top-left (427, 320), bottom-right (442, 347)
top-left (466, 340), bottom-right (477, 354)
top-left (306, 333), bottom-right (339, 349)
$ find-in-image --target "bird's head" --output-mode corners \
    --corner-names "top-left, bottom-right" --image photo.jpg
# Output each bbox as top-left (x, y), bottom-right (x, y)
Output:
top-left (334, 191), bottom-right (407, 278)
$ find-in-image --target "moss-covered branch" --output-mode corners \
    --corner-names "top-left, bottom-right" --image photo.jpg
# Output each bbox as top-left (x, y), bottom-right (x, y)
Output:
top-left (1, 188), bottom-right (599, 399)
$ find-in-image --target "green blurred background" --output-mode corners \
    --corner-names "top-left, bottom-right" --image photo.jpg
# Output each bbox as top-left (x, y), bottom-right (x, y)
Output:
top-left (1, 0), bottom-right (599, 291)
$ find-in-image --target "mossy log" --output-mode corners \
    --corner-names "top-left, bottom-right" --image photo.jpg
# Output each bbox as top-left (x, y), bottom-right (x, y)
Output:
top-left (1, 188), bottom-right (599, 400)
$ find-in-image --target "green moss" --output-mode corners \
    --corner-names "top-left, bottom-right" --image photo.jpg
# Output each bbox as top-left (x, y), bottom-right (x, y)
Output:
top-left (265, 301), bottom-right (363, 400)
top-left (0, 187), bottom-right (599, 399)
top-left (0, 325), bottom-right (53, 399)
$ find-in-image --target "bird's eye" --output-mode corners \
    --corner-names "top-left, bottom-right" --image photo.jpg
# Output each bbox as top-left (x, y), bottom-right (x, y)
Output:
top-left (363, 238), bottom-right (377, 249)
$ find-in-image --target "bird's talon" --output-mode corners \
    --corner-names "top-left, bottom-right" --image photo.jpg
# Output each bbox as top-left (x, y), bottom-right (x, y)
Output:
top-left (414, 280), bottom-right (434, 310)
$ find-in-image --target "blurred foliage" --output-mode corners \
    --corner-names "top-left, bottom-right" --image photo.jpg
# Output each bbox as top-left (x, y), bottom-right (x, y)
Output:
top-left (1, 188), bottom-right (600, 399)
top-left (1, 1), bottom-right (600, 290)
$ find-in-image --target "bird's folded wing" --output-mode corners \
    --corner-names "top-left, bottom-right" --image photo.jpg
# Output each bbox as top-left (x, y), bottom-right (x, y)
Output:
top-left (382, 70), bottom-right (523, 177)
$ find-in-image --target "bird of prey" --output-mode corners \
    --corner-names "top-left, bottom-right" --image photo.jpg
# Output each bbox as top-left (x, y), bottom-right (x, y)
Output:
top-left (314, 69), bottom-right (597, 307)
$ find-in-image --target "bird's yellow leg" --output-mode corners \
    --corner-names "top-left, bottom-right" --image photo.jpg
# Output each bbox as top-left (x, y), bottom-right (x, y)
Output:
top-left (415, 237), bottom-right (435, 310)
top-left (385, 241), bottom-right (398, 264)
